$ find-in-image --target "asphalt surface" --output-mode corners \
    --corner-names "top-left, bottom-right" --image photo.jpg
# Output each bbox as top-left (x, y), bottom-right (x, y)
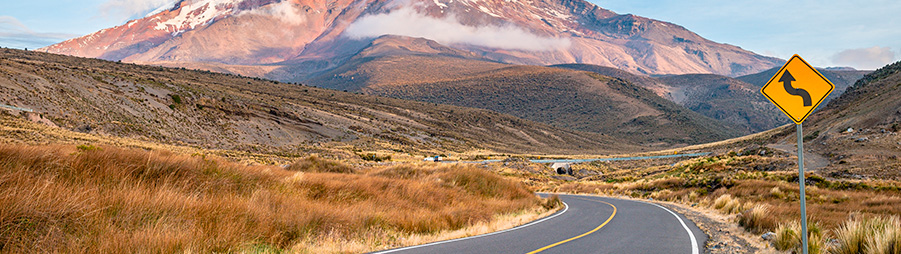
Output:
top-left (372, 194), bottom-right (706, 254)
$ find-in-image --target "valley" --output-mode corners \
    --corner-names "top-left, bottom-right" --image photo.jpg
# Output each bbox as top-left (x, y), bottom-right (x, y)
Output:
top-left (3, 0), bottom-right (900, 253)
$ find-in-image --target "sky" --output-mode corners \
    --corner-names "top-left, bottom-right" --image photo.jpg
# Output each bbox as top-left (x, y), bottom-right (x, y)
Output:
top-left (1, 0), bottom-right (900, 70)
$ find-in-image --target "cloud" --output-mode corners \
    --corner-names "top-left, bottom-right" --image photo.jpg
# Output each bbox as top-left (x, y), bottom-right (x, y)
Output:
top-left (831, 46), bottom-right (896, 70)
top-left (99, 0), bottom-right (179, 21)
top-left (0, 16), bottom-right (78, 49)
top-left (238, 1), bottom-right (306, 25)
top-left (344, 7), bottom-right (570, 51)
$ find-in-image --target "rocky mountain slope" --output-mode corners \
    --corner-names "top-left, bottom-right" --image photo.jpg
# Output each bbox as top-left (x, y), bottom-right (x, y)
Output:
top-left (759, 61), bottom-right (901, 180)
top-left (554, 63), bottom-right (869, 134)
top-left (307, 37), bottom-right (743, 146)
top-left (39, 0), bottom-right (781, 81)
top-left (0, 48), bottom-right (636, 155)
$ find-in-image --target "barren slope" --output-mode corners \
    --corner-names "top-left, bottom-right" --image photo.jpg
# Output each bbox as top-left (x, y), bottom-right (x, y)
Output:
top-left (0, 48), bottom-right (636, 155)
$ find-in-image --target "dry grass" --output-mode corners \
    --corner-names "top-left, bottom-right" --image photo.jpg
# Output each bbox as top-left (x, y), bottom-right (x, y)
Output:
top-left (713, 194), bottom-right (746, 214)
top-left (0, 144), bottom-right (542, 253)
top-left (738, 204), bottom-right (777, 234)
top-left (772, 220), bottom-right (825, 253)
top-left (831, 215), bottom-right (901, 254)
top-left (286, 155), bottom-right (355, 173)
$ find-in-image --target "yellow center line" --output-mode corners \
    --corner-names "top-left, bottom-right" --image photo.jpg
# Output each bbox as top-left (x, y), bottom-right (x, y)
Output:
top-left (525, 197), bottom-right (617, 254)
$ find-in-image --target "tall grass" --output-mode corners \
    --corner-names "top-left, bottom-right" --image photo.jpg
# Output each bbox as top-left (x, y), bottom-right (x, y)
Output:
top-left (831, 215), bottom-right (901, 254)
top-left (772, 220), bottom-right (825, 254)
top-left (738, 204), bottom-right (777, 234)
top-left (0, 144), bottom-right (539, 252)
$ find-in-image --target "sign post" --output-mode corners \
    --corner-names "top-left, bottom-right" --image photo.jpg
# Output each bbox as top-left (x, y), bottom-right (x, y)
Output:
top-left (761, 55), bottom-right (834, 254)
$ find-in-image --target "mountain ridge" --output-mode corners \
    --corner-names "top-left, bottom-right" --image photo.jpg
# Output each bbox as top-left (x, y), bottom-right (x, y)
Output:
top-left (39, 0), bottom-right (781, 80)
top-left (0, 48), bottom-right (637, 155)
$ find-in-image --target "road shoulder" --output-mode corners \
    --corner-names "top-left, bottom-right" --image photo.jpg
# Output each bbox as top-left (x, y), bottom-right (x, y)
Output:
top-left (653, 200), bottom-right (779, 254)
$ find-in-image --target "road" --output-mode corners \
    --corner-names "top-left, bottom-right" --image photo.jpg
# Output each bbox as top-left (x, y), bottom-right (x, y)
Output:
top-left (372, 194), bottom-right (706, 254)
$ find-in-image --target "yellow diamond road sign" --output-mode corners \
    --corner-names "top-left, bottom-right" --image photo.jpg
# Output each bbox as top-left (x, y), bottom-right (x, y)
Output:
top-left (761, 54), bottom-right (834, 124)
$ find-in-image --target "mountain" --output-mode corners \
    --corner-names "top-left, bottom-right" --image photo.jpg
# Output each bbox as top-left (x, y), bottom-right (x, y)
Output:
top-left (549, 63), bottom-right (672, 99)
top-left (0, 48), bottom-right (637, 155)
top-left (764, 61), bottom-right (901, 180)
top-left (549, 63), bottom-right (871, 134)
top-left (39, 0), bottom-right (781, 81)
top-left (305, 37), bottom-right (743, 146)
top-left (655, 74), bottom-right (787, 133)
top-left (736, 66), bottom-right (869, 105)
top-left (811, 61), bottom-right (901, 133)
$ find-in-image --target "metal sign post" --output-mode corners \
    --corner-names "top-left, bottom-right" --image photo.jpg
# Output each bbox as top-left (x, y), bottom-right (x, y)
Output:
top-left (796, 123), bottom-right (808, 254)
top-left (761, 55), bottom-right (834, 254)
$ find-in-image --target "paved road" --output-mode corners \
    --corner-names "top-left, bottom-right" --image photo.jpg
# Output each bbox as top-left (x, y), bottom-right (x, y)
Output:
top-left (372, 194), bottom-right (706, 254)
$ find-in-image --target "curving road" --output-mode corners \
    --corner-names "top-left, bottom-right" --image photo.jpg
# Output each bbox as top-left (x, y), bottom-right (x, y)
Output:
top-left (372, 194), bottom-right (706, 254)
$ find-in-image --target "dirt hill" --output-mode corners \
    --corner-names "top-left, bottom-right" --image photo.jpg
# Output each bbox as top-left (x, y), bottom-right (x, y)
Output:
top-left (763, 61), bottom-right (901, 180)
top-left (0, 48), bottom-right (637, 155)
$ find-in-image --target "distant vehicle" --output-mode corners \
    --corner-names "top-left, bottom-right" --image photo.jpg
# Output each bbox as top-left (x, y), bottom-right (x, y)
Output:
top-left (423, 156), bottom-right (442, 162)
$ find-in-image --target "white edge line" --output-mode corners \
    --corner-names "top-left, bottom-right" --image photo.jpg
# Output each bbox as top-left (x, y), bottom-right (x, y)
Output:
top-left (643, 201), bottom-right (700, 254)
top-left (371, 200), bottom-right (570, 254)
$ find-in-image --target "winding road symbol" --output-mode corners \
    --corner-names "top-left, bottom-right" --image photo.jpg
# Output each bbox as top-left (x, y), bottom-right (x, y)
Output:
top-left (779, 70), bottom-right (812, 107)
top-left (760, 54), bottom-right (834, 124)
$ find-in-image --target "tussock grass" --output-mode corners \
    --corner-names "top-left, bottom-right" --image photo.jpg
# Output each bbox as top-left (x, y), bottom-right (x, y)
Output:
top-left (713, 194), bottom-right (745, 214)
top-left (0, 144), bottom-right (539, 252)
top-left (831, 215), bottom-right (901, 254)
top-left (738, 204), bottom-right (777, 234)
top-left (772, 220), bottom-right (825, 253)
top-left (286, 155), bottom-right (355, 173)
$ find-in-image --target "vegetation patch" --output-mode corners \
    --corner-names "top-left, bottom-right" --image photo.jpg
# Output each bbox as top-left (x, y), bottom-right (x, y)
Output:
top-left (0, 144), bottom-right (543, 253)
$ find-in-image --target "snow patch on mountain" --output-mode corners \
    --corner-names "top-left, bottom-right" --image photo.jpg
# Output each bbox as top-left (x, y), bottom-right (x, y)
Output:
top-left (153, 0), bottom-right (241, 33)
top-left (345, 7), bottom-right (570, 51)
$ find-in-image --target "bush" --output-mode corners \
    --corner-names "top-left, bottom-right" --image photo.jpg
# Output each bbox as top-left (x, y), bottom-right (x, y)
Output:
top-left (738, 204), bottom-right (777, 234)
top-left (543, 195), bottom-right (562, 210)
top-left (771, 220), bottom-right (824, 253)
top-left (359, 153), bottom-right (391, 162)
top-left (286, 155), bottom-right (355, 173)
top-left (832, 215), bottom-right (901, 254)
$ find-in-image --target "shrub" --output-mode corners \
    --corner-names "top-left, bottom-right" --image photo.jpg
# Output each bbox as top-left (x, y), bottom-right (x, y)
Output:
top-left (833, 215), bottom-right (901, 254)
top-left (738, 204), bottom-right (777, 234)
top-left (359, 153), bottom-right (391, 162)
top-left (286, 155), bottom-right (355, 173)
top-left (543, 195), bottom-right (562, 210)
top-left (771, 220), bottom-right (825, 253)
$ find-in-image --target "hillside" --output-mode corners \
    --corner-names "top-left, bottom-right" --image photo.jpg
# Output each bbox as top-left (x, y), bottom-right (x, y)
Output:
top-left (370, 66), bottom-right (742, 147)
top-left (763, 60), bottom-right (901, 180)
top-left (306, 38), bottom-right (744, 146)
top-left (0, 48), bottom-right (637, 155)
top-left (549, 63), bottom-right (672, 99)
top-left (40, 0), bottom-right (780, 81)
top-left (656, 74), bottom-right (789, 133)
top-left (737, 66), bottom-right (869, 106)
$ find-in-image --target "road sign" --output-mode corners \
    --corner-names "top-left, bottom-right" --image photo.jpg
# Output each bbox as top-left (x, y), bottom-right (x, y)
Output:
top-left (761, 55), bottom-right (834, 124)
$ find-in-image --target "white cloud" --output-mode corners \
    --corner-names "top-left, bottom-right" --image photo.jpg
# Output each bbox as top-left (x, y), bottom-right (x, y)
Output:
top-left (238, 1), bottom-right (306, 25)
top-left (0, 16), bottom-right (78, 49)
top-left (831, 46), bottom-right (896, 70)
top-left (99, 0), bottom-right (179, 21)
top-left (344, 7), bottom-right (570, 51)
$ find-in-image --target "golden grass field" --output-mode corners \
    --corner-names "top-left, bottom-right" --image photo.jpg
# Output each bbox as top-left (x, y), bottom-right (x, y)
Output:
top-left (0, 144), bottom-right (559, 253)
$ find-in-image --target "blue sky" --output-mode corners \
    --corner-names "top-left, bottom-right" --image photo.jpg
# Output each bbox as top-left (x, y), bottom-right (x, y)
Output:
top-left (1, 0), bottom-right (900, 70)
